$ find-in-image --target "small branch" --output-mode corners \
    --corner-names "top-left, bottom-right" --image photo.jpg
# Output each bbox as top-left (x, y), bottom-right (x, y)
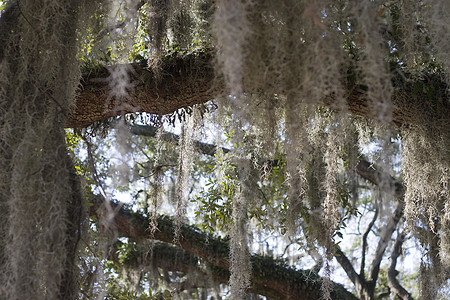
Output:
top-left (387, 231), bottom-right (413, 300)
top-left (81, 135), bottom-right (107, 199)
top-left (81, 135), bottom-right (121, 230)
top-left (360, 201), bottom-right (379, 278)
top-left (369, 200), bottom-right (405, 284)
top-left (129, 123), bottom-right (229, 156)
top-left (334, 247), bottom-right (363, 288)
top-left (354, 157), bottom-right (407, 293)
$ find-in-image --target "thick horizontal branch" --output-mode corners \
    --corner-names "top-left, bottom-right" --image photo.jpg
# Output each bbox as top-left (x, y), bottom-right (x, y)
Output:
top-left (109, 242), bottom-right (305, 299)
top-left (69, 51), bottom-right (449, 129)
top-left (108, 242), bottom-right (232, 293)
top-left (69, 52), bottom-right (216, 128)
top-left (89, 196), bottom-right (357, 300)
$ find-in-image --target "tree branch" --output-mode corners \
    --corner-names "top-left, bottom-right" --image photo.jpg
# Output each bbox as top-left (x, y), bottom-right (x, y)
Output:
top-left (355, 159), bottom-right (404, 199)
top-left (128, 120), bottom-right (413, 297)
top-left (89, 196), bottom-right (357, 300)
top-left (360, 202), bottom-right (379, 279)
top-left (354, 157), bottom-right (406, 292)
top-left (2, 2), bottom-right (448, 130)
top-left (369, 200), bottom-right (405, 285)
top-left (333, 158), bottom-right (406, 299)
top-left (129, 123), bottom-right (230, 156)
top-left (334, 246), bottom-right (368, 297)
top-left (68, 50), bottom-right (449, 129)
top-left (69, 52), bottom-right (216, 128)
top-left (387, 231), bottom-right (413, 300)
top-left (129, 123), bottom-right (406, 199)
top-left (108, 241), bottom-right (232, 295)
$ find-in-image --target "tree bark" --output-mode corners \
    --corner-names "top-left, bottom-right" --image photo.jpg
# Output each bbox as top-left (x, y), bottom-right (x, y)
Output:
top-left (70, 52), bottom-right (216, 128)
top-left (69, 51), bottom-right (449, 129)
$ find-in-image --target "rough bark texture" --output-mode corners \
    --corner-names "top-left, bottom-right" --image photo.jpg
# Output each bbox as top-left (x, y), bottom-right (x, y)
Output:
top-left (70, 52), bottom-right (216, 128)
top-left (69, 51), bottom-right (449, 129)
